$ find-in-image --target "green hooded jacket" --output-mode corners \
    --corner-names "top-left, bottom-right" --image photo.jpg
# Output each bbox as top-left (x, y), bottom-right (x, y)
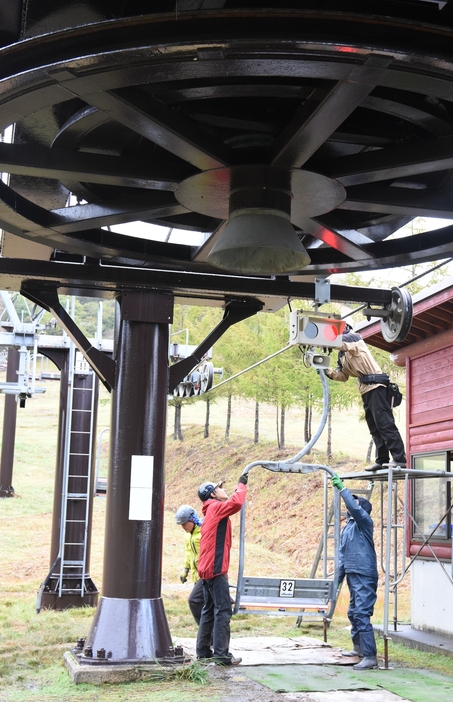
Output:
top-left (183, 524), bottom-right (201, 582)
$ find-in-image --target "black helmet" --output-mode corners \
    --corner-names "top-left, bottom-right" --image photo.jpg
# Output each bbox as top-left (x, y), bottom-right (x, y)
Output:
top-left (198, 481), bottom-right (222, 502)
top-left (175, 504), bottom-right (198, 525)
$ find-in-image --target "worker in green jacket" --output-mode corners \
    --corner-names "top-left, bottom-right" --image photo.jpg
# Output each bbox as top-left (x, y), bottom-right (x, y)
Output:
top-left (175, 504), bottom-right (203, 624)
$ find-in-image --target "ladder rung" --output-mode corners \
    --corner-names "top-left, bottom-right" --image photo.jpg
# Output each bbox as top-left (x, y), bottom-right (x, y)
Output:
top-left (67, 493), bottom-right (88, 499)
top-left (66, 519), bottom-right (86, 523)
top-left (62, 560), bottom-right (84, 566)
top-left (69, 453), bottom-right (90, 457)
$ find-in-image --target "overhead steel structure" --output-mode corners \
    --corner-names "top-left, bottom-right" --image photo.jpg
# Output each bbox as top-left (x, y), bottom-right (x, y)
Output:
top-left (2, 0), bottom-right (453, 675)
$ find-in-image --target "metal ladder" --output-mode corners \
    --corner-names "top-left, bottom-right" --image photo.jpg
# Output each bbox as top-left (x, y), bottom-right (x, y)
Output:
top-left (57, 351), bottom-right (97, 597)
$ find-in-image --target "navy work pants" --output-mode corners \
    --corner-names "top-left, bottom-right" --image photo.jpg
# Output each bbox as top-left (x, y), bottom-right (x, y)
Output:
top-left (346, 572), bottom-right (378, 657)
top-left (362, 386), bottom-right (406, 465)
top-left (189, 578), bottom-right (204, 625)
top-left (196, 574), bottom-right (233, 663)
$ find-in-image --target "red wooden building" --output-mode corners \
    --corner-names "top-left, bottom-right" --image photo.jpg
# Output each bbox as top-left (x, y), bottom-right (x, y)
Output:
top-left (360, 278), bottom-right (453, 637)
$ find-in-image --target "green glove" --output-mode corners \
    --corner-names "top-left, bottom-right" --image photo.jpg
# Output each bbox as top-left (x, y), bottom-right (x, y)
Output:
top-left (331, 473), bottom-right (344, 491)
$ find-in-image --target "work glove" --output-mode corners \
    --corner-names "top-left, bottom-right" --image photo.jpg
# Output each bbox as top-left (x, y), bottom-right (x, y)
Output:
top-left (179, 568), bottom-right (189, 584)
top-left (331, 473), bottom-right (344, 491)
top-left (238, 473), bottom-right (248, 485)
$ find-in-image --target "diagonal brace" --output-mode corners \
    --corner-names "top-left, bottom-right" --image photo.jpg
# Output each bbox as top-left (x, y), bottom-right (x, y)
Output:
top-left (169, 300), bottom-right (263, 392)
top-left (21, 286), bottom-right (116, 392)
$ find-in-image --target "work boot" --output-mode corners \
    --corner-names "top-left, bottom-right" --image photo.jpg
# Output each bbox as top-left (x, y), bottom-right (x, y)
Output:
top-left (353, 655), bottom-right (378, 670)
top-left (341, 647), bottom-right (363, 658)
top-left (365, 462), bottom-right (383, 472)
top-left (386, 460), bottom-right (406, 468)
top-left (215, 655), bottom-right (242, 666)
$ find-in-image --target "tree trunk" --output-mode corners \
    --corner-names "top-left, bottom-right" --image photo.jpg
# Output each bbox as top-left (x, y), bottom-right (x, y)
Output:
top-left (304, 403), bottom-right (310, 444)
top-left (174, 401), bottom-right (184, 441)
top-left (327, 405), bottom-right (332, 459)
top-left (280, 406), bottom-right (286, 450)
top-left (254, 401), bottom-right (259, 444)
top-left (366, 439), bottom-right (374, 463)
top-left (276, 405), bottom-right (280, 449)
top-left (204, 396), bottom-right (210, 439)
top-left (225, 394), bottom-right (232, 440)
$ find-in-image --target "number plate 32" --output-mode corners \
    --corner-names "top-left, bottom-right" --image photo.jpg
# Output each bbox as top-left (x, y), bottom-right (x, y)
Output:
top-left (279, 579), bottom-right (295, 598)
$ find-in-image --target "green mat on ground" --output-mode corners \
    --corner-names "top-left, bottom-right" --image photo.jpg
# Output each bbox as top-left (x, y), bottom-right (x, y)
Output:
top-left (244, 664), bottom-right (453, 702)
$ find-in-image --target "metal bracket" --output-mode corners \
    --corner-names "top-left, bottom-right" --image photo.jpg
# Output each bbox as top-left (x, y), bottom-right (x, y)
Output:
top-left (169, 299), bottom-right (263, 391)
top-left (21, 286), bottom-right (116, 392)
top-left (314, 278), bottom-right (331, 308)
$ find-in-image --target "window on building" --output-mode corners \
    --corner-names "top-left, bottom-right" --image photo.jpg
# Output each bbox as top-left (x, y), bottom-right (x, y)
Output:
top-left (412, 452), bottom-right (452, 541)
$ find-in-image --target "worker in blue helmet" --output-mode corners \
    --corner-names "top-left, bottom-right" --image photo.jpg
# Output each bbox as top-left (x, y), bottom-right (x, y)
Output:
top-left (331, 473), bottom-right (379, 670)
top-left (196, 475), bottom-right (247, 666)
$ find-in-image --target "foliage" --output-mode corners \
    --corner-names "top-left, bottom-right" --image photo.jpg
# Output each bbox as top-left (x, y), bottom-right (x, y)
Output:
top-left (135, 659), bottom-right (209, 684)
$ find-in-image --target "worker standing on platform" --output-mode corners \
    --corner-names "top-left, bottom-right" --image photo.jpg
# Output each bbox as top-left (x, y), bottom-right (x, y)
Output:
top-left (175, 504), bottom-right (204, 625)
top-left (325, 324), bottom-right (406, 471)
top-left (331, 472), bottom-right (379, 670)
top-left (196, 476), bottom-right (247, 666)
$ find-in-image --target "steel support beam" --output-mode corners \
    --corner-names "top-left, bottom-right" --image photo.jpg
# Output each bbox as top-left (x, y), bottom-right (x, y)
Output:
top-left (80, 290), bottom-right (176, 664)
top-left (0, 348), bottom-right (20, 498)
top-left (8, 259), bottom-right (395, 307)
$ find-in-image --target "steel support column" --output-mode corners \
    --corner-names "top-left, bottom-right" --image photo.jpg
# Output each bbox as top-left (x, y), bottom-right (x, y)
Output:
top-left (0, 347), bottom-right (20, 497)
top-left (80, 290), bottom-right (175, 664)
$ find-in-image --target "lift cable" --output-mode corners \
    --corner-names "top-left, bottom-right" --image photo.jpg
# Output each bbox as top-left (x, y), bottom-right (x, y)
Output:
top-left (342, 257), bottom-right (453, 321)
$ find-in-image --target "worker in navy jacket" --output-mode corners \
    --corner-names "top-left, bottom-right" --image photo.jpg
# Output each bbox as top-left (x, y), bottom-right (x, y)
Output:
top-left (196, 476), bottom-right (247, 666)
top-left (332, 473), bottom-right (379, 670)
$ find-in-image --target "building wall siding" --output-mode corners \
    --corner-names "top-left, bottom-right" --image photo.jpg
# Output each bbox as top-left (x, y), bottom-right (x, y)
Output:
top-left (408, 345), bottom-right (453, 454)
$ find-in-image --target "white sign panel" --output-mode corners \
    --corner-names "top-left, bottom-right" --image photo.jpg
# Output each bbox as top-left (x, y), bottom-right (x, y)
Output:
top-left (74, 351), bottom-right (90, 374)
top-left (129, 455), bottom-right (154, 521)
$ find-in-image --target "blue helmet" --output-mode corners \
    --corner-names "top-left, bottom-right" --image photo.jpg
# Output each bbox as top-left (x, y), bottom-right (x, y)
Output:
top-left (198, 480), bottom-right (222, 502)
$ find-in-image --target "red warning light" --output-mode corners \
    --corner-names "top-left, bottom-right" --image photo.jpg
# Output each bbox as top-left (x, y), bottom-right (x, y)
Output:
top-left (323, 324), bottom-right (339, 342)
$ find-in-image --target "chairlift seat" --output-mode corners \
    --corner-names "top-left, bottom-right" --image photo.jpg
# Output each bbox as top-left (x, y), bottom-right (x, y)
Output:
top-left (235, 576), bottom-right (334, 617)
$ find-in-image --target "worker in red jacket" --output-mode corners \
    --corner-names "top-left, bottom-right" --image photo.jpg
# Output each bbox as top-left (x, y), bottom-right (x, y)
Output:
top-left (196, 475), bottom-right (247, 666)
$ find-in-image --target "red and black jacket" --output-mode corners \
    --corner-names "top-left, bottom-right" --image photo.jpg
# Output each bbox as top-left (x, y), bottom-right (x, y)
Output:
top-left (197, 482), bottom-right (247, 580)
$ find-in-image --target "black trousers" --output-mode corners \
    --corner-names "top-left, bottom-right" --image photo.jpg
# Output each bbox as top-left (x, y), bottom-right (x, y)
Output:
top-left (189, 578), bottom-right (204, 625)
top-left (196, 574), bottom-right (233, 663)
top-left (362, 386), bottom-right (406, 465)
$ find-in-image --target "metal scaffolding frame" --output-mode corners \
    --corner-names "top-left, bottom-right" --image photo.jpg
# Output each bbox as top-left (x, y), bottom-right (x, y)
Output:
top-left (340, 465), bottom-right (453, 669)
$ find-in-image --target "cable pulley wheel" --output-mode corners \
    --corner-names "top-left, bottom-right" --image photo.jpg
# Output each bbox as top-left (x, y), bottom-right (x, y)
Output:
top-left (380, 287), bottom-right (413, 343)
top-left (200, 362), bottom-right (214, 394)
